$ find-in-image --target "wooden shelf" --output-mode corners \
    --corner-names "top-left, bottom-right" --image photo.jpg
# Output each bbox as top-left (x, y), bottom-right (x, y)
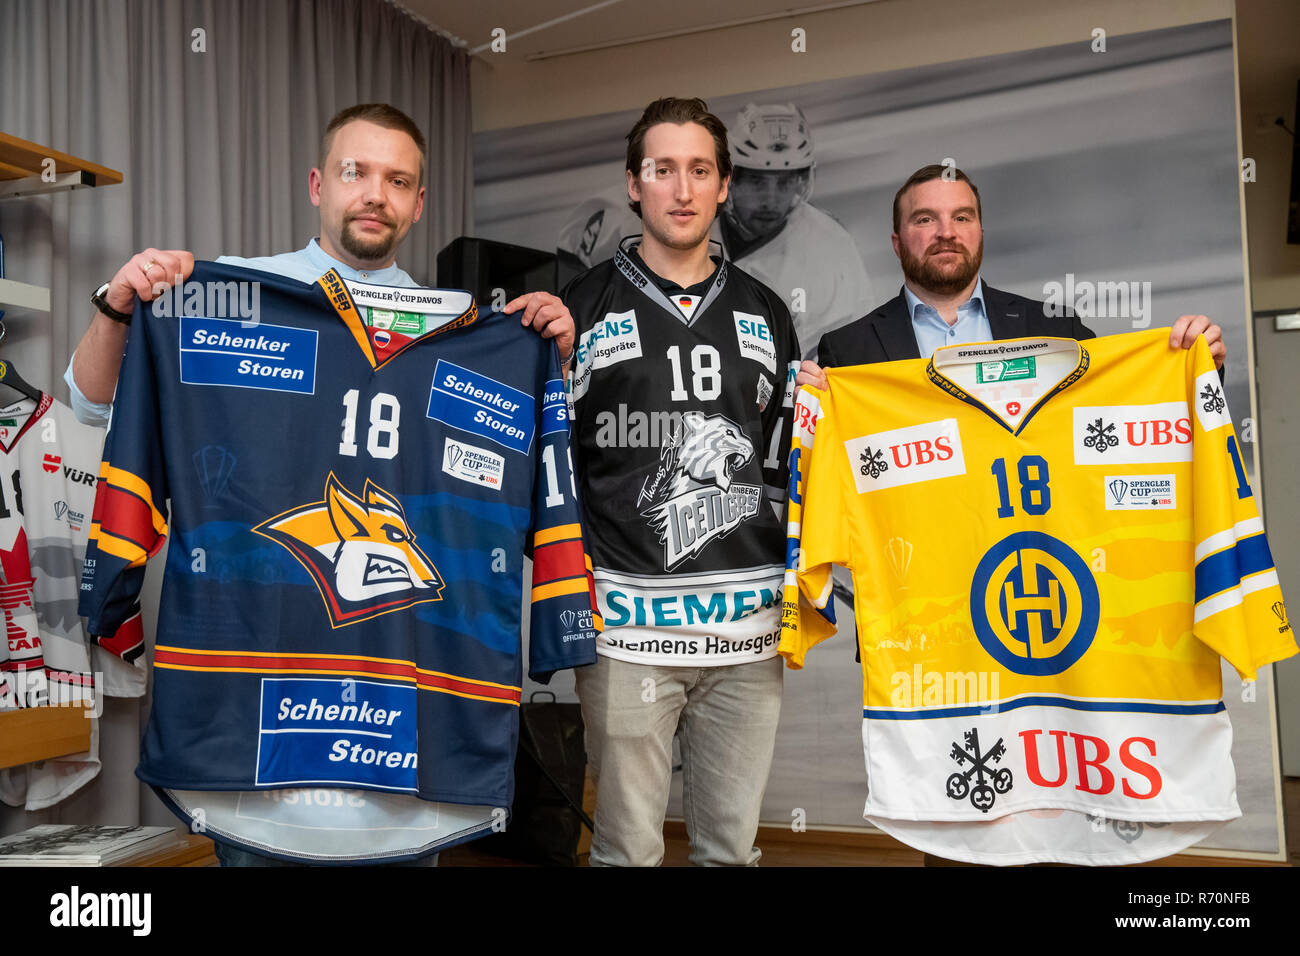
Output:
top-left (121, 834), bottom-right (218, 868)
top-left (0, 131), bottom-right (123, 200)
top-left (0, 277), bottom-right (50, 313)
top-left (0, 707), bottom-right (92, 770)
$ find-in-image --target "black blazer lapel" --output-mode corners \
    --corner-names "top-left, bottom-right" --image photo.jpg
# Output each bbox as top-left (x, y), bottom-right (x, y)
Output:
top-left (984, 284), bottom-right (1031, 341)
top-left (871, 292), bottom-right (922, 362)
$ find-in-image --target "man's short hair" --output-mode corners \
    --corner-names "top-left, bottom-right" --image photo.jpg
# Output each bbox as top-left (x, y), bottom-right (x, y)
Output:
top-left (625, 97), bottom-right (733, 217)
top-left (320, 103), bottom-right (427, 188)
top-left (892, 164), bottom-right (982, 233)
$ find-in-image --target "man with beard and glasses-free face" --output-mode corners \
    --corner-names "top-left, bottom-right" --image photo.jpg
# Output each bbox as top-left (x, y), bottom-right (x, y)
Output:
top-left (786, 163), bottom-right (1231, 869)
top-left (68, 104), bottom-right (436, 425)
top-left (62, 103), bottom-right (574, 868)
top-left (796, 163), bottom-right (1225, 388)
top-left (537, 97), bottom-right (800, 867)
top-left (70, 101), bottom-right (579, 423)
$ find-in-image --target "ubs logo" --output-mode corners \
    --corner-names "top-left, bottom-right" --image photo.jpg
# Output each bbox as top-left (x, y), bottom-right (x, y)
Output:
top-left (969, 531), bottom-right (1099, 676)
top-left (1074, 403), bottom-right (1192, 465)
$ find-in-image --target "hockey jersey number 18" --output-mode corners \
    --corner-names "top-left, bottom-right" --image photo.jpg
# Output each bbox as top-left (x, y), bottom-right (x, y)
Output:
top-left (78, 261), bottom-right (599, 862)
top-left (563, 238), bottom-right (800, 666)
top-left (782, 329), bottom-right (1295, 865)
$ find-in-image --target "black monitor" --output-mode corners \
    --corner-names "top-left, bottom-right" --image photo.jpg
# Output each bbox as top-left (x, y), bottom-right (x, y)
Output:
top-left (435, 237), bottom-right (557, 308)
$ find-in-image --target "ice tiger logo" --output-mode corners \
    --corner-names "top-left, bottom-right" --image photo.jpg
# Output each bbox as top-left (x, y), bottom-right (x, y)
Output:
top-left (667, 411), bottom-right (754, 496)
top-left (641, 411), bottom-right (761, 570)
top-left (254, 472), bottom-right (444, 627)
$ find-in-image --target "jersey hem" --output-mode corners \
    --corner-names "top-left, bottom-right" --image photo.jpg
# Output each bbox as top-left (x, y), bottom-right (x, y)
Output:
top-left (596, 644), bottom-right (779, 668)
top-left (1247, 642), bottom-right (1299, 680)
top-left (0, 764), bottom-right (100, 812)
top-left (154, 787), bottom-right (495, 864)
top-left (864, 803), bottom-right (1243, 823)
top-left (868, 815), bottom-right (1230, 866)
top-left (530, 652), bottom-right (597, 678)
top-left (137, 769), bottom-right (509, 810)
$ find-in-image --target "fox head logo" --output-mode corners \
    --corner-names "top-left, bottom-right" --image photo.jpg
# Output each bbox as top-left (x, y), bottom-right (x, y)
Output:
top-left (253, 472), bottom-right (444, 627)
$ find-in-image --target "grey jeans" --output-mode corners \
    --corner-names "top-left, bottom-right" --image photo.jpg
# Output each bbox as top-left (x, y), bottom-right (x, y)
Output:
top-left (575, 653), bottom-right (783, 866)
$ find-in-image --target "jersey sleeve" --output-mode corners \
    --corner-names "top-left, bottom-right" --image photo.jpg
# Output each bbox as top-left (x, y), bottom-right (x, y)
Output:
top-left (779, 383), bottom-right (846, 669)
top-left (761, 296), bottom-right (801, 511)
top-left (558, 271), bottom-right (597, 416)
top-left (524, 342), bottom-right (600, 683)
top-left (78, 305), bottom-right (169, 660)
top-left (1186, 337), bottom-right (1296, 679)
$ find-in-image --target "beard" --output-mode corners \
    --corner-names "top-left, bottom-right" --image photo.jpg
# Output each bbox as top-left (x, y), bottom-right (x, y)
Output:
top-left (899, 236), bottom-right (983, 296)
top-left (339, 214), bottom-right (398, 262)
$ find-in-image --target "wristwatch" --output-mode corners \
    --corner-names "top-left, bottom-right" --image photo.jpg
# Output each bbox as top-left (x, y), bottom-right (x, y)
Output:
top-left (91, 282), bottom-right (133, 325)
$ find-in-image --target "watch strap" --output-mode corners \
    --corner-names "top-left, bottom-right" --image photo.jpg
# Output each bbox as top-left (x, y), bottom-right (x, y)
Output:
top-left (91, 284), bottom-right (133, 325)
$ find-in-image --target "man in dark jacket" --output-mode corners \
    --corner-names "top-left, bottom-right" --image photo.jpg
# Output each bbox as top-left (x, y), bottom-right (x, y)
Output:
top-left (799, 164), bottom-right (1224, 387)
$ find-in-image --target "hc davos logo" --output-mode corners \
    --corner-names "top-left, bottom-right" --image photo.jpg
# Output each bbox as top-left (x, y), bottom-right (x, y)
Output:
top-left (969, 531), bottom-right (1099, 676)
top-left (253, 472), bottom-right (444, 627)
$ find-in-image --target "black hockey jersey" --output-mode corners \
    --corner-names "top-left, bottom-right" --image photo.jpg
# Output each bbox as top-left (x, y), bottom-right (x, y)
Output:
top-left (78, 262), bottom-right (599, 849)
top-left (562, 238), bottom-right (800, 665)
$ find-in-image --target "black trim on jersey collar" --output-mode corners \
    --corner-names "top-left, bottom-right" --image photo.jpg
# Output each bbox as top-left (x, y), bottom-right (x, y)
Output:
top-left (627, 246), bottom-right (719, 297)
top-left (925, 338), bottom-right (1090, 436)
top-left (614, 235), bottom-right (728, 327)
top-left (316, 270), bottom-right (478, 371)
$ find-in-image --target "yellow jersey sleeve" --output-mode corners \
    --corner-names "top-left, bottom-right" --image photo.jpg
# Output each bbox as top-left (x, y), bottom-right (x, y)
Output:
top-left (1186, 338), bottom-right (1295, 678)
top-left (780, 385), bottom-right (847, 668)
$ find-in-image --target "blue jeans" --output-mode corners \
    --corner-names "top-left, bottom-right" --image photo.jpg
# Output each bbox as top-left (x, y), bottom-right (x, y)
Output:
top-left (576, 653), bottom-right (783, 866)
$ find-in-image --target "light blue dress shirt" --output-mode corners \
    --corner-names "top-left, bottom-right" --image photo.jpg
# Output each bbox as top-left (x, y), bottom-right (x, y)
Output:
top-left (904, 277), bottom-right (991, 358)
top-left (65, 239), bottom-right (417, 426)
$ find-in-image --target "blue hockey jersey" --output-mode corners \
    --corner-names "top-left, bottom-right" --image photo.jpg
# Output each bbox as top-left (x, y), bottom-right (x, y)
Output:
top-left (79, 262), bottom-right (599, 821)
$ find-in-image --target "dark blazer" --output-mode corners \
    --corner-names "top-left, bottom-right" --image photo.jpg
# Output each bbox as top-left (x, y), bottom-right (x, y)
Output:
top-left (818, 283), bottom-right (1095, 368)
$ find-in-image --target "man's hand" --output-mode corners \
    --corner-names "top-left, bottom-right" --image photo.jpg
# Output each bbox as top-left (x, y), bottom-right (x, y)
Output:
top-left (795, 359), bottom-right (828, 398)
top-left (504, 291), bottom-right (575, 364)
top-left (103, 249), bottom-right (196, 313)
top-left (1169, 314), bottom-right (1226, 370)
top-left (72, 249), bottom-right (196, 409)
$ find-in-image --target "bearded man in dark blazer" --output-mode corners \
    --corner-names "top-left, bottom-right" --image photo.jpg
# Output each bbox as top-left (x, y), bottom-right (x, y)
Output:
top-left (798, 164), bottom-right (1225, 389)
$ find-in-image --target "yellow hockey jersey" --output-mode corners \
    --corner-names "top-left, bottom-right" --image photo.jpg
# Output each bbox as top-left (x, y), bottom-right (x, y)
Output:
top-left (782, 329), bottom-right (1295, 865)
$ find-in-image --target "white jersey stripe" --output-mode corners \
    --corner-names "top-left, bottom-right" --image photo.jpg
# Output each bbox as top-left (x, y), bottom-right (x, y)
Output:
top-left (1194, 516), bottom-right (1265, 564)
top-left (1193, 568), bottom-right (1280, 623)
